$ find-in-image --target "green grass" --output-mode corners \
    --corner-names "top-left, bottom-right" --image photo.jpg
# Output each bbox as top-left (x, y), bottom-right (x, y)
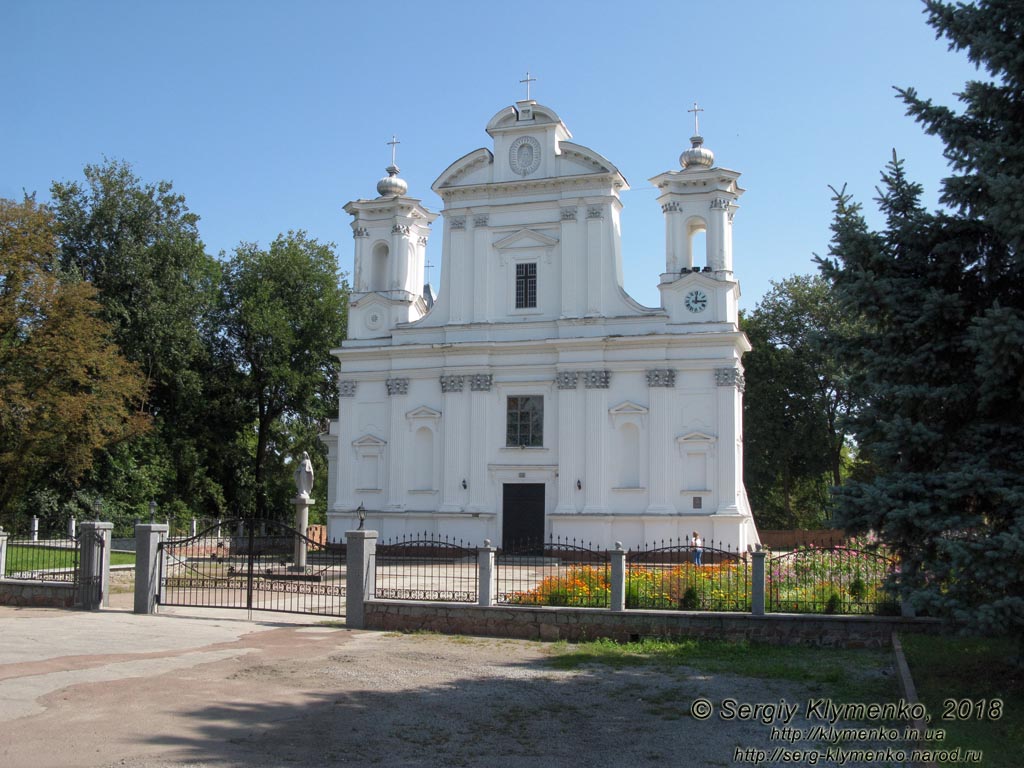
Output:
top-left (901, 634), bottom-right (1023, 768)
top-left (547, 636), bottom-right (897, 701)
top-left (5, 544), bottom-right (135, 574)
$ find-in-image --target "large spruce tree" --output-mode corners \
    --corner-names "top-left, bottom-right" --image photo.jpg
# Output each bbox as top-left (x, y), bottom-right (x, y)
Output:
top-left (818, 0), bottom-right (1023, 637)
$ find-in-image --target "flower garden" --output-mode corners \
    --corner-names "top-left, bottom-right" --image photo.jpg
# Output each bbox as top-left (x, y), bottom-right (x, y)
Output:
top-left (502, 541), bottom-right (899, 615)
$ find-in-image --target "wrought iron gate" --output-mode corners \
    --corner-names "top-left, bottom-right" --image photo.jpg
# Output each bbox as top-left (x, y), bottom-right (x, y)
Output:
top-left (157, 518), bottom-right (346, 616)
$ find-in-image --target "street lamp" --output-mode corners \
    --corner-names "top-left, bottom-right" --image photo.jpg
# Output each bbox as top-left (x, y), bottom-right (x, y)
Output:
top-left (357, 503), bottom-right (366, 530)
top-left (149, 500), bottom-right (156, 524)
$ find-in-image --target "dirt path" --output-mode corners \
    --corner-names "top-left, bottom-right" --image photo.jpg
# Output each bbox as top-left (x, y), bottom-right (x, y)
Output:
top-left (0, 606), bottom-right (880, 767)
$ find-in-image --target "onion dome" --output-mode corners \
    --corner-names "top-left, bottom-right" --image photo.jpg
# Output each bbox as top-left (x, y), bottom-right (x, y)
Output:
top-left (376, 165), bottom-right (408, 197)
top-left (680, 135), bottom-right (714, 170)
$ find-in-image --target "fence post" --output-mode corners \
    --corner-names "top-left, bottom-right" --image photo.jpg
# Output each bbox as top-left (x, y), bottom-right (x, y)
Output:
top-left (478, 540), bottom-right (497, 607)
top-left (78, 521), bottom-right (112, 610)
top-left (134, 523), bottom-right (168, 614)
top-left (68, 516), bottom-right (76, 538)
top-left (610, 542), bottom-right (626, 612)
top-left (751, 548), bottom-right (766, 616)
top-left (345, 529), bottom-right (377, 629)
top-left (0, 527), bottom-right (8, 577)
top-left (31, 515), bottom-right (39, 542)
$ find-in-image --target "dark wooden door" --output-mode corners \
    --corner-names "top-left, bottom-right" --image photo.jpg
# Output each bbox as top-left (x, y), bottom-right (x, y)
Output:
top-left (502, 483), bottom-right (545, 546)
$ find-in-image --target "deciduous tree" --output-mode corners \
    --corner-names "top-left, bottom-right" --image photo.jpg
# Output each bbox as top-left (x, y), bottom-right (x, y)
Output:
top-left (216, 232), bottom-right (347, 519)
top-left (0, 197), bottom-right (148, 525)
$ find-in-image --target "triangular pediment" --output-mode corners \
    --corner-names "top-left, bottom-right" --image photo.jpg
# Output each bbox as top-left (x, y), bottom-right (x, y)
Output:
top-left (406, 406), bottom-right (441, 421)
top-left (609, 401), bottom-right (649, 417)
top-left (352, 434), bottom-right (387, 448)
top-left (493, 228), bottom-right (560, 249)
top-left (661, 271), bottom-right (732, 292)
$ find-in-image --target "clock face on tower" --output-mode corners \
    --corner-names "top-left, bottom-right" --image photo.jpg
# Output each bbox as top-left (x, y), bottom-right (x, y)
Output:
top-left (684, 289), bottom-right (708, 313)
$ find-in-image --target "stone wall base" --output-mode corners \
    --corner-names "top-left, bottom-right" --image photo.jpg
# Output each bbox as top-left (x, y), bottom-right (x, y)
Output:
top-left (364, 601), bottom-right (942, 648)
top-left (0, 579), bottom-right (78, 608)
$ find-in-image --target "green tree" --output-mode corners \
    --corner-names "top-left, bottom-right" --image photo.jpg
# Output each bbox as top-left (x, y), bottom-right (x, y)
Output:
top-left (217, 232), bottom-right (347, 519)
top-left (49, 160), bottom-right (224, 522)
top-left (0, 197), bottom-right (149, 528)
top-left (817, 0), bottom-right (1024, 638)
top-left (742, 275), bottom-right (857, 529)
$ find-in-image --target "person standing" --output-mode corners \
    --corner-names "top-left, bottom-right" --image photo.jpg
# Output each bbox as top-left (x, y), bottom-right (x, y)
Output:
top-left (692, 531), bottom-right (703, 566)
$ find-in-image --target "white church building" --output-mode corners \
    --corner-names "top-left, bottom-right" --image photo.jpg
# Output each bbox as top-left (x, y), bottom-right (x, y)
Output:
top-left (322, 98), bottom-right (759, 551)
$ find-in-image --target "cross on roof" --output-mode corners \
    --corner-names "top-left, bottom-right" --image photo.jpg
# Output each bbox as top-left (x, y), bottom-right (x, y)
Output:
top-left (519, 71), bottom-right (537, 101)
top-left (424, 260), bottom-right (435, 283)
top-left (387, 135), bottom-right (400, 165)
top-left (687, 102), bottom-right (704, 135)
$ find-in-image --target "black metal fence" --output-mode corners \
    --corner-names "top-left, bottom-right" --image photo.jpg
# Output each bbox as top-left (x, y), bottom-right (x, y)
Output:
top-left (159, 518), bottom-right (346, 616)
top-left (626, 538), bottom-right (751, 611)
top-left (496, 537), bottom-right (610, 608)
top-left (3, 534), bottom-right (81, 582)
top-left (374, 533), bottom-right (478, 602)
top-left (766, 544), bottom-right (899, 615)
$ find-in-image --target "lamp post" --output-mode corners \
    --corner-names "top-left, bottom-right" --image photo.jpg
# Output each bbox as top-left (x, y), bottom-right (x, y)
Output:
top-left (357, 503), bottom-right (366, 530)
top-left (149, 500), bottom-right (156, 524)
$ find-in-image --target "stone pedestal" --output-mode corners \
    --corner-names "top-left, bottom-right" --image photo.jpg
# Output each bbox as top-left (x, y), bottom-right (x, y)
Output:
top-left (292, 496), bottom-right (313, 570)
top-left (610, 544), bottom-right (626, 612)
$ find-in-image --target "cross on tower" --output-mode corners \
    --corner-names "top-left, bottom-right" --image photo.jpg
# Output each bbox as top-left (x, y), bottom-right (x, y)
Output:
top-left (424, 259), bottom-right (435, 284)
top-left (687, 102), bottom-right (704, 135)
top-left (519, 71), bottom-right (537, 101)
top-left (387, 135), bottom-right (400, 165)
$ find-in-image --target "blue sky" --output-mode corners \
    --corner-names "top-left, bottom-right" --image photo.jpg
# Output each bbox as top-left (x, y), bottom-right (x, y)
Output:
top-left (2, 1), bottom-right (980, 311)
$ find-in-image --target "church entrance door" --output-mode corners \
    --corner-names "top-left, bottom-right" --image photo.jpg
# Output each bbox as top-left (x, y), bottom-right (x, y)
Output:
top-left (502, 483), bottom-right (545, 546)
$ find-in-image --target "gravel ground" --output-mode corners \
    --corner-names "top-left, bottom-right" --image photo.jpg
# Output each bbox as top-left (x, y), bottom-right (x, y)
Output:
top-left (0, 601), bottom-right (899, 768)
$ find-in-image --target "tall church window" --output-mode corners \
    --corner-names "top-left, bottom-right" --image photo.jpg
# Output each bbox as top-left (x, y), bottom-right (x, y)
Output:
top-left (506, 395), bottom-right (543, 447)
top-left (515, 262), bottom-right (537, 308)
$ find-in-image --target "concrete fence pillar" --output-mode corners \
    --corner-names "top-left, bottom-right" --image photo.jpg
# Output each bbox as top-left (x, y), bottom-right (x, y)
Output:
top-left (751, 549), bottom-right (766, 616)
top-left (31, 515), bottom-right (39, 542)
top-left (610, 543), bottom-right (626, 612)
top-left (134, 523), bottom-right (168, 614)
top-left (68, 516), bottom-right (76, 538)
top-left (0, 527), bottom-right (8, 576)
top-left (78, 521), bottom-right (113, 610)
top-left (345, 530), bottom-right (377, 629)
top-left (478, 541), bottom-right (497, 607)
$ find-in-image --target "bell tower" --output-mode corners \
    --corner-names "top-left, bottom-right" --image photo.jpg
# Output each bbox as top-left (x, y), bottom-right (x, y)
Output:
top-left (344, 138), bottom-right (438, 340)
top-left (650, 104), bottom-right (744, 326)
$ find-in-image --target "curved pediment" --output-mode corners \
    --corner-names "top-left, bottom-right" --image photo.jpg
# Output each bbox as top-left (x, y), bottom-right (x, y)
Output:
top-left (558, 141), bottom-right (619, 175)
top-left (486, 102), bottom-right (567, 135)
top-left (432, 148), bottom-right (494, 191)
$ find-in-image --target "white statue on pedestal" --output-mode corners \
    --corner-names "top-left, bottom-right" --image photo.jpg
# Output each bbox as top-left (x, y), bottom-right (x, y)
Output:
top-left (294, 451), bottom-right (314, 499)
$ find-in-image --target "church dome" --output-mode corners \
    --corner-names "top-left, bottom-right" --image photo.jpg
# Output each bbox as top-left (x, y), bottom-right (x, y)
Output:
top-left (377, 165), bottom-right (408, 197)
top-left (680, 135), bottom-right (714, 170)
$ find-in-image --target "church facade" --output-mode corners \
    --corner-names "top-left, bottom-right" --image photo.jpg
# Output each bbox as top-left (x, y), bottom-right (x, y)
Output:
top-left (322, 99), bottom-right (759, 551)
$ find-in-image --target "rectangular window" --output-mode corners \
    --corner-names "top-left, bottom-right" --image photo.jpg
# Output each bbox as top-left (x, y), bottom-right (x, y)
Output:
top-left (506, 395), bottom-right (543, 447)
top-left (515, 262), bottom-right (537, 309)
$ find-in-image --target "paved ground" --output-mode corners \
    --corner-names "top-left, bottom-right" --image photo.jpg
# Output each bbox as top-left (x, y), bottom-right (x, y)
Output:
top-left (0, 596), bottom-right (889, 768)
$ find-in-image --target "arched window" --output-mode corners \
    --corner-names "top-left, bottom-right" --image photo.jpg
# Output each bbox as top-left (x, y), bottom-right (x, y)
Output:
top-left (619, 423), bottom-right (640, 488)
top-left (412, 427), bottom-right (434, 490)
top-left (686, 218), bottom-right (707, 270)
top-left (371, 242), bottom-right (389, 292)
